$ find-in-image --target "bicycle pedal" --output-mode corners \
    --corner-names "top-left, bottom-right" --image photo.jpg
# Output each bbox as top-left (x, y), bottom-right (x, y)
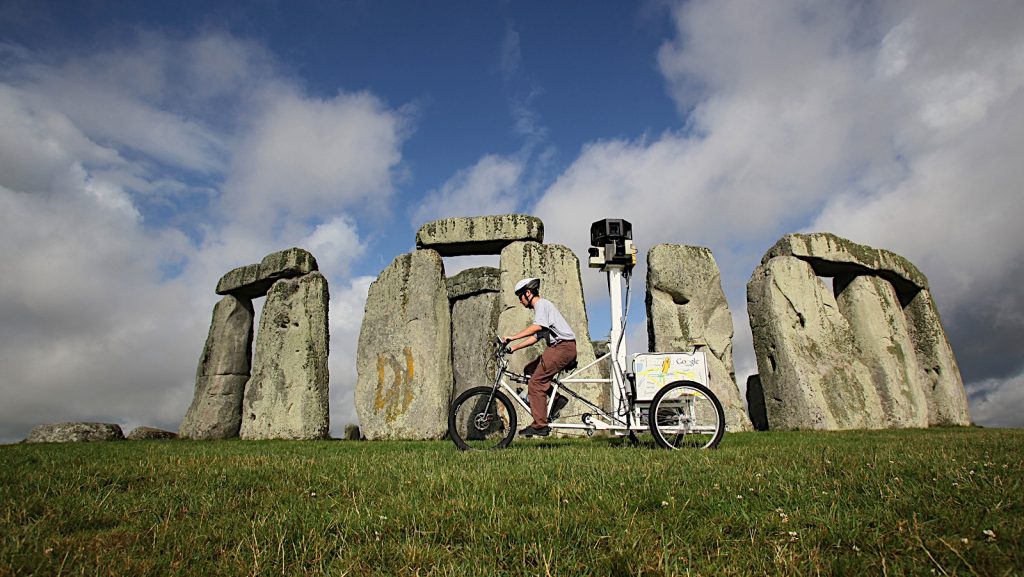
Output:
top-left (549, 394), bottom-right (569, 419)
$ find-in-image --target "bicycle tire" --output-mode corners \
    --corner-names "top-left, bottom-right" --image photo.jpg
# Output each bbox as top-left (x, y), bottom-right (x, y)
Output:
top-left (448, 387), bottom-right (518, 451)
top-left (648, 380), bottom-right (725, 449)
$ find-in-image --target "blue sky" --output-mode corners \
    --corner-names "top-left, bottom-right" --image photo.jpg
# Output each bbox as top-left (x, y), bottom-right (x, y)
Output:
top-left (1, 0), bottom-right (1023, 442)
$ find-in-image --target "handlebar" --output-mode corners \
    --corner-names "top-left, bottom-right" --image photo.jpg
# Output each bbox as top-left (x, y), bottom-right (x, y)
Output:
top-left (493, 336), bottom-right (513, 358)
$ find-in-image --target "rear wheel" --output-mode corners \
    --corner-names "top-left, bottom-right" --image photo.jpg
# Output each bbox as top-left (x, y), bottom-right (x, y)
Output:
top-left (648, 381), bottom-right (725, 449)
top-left (448, 387), bottom-right (517, 451)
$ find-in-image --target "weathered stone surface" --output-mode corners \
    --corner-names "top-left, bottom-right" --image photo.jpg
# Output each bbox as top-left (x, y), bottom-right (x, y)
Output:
top-left (447, 266), bottom-right (501, 300)
top-left (26, 422), bottom-right (124, 443)
top-left (180, 295), bottom-right (254, 440)
top-left (127, 427), bottom-right (178, 440)
top-left (452, 289), bottom-right (501, 397)
top-left (216, 247), bottom-right (319, 298)
top-left (498, 242), bottom-right (602, 420)
top-left (356, 250), bottom-right (453, 440)
top-left (747, 256), bottom-right (881, 430)
top-left (416, 214), bottom-right (544, 257)
top-left (762, 233), bottom-right (927, 301)
top-left (836, 274), bottom-right (929, 428)
top-left (904, 289), bottom-right (972, 425)
top-left (240, 272), bottom-right (330, 440)
top-left (646, 244), bottom-right (752, 431)
top-left (746, 375), bottom-right (769, 431)
top-left (591, 340), bottom-right (611, 381)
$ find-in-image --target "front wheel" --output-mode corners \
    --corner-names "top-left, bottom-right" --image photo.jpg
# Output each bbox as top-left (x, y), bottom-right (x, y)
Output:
top-left (448, 387), bottom-right (517, 451)
top-left (649, 381), bottom-right (725, 449)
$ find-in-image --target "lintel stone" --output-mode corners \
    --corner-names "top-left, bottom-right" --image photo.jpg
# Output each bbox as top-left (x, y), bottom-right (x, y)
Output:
top-left (216, 247), bottom-right (319, 298)
top-left (447, 267), bottom-right (501, 301)
top-left (762, 233), bottom-right (927, 302)
top-left (416, 214), bottom-right (544, 256)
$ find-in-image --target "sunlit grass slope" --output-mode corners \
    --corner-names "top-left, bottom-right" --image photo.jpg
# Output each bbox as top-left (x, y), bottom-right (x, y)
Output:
top-left (1, 428), bottom-right (1021, 576)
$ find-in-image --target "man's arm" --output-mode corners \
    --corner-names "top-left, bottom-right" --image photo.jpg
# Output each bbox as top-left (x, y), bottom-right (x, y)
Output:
top-left (503, 324), bottom-right (543, 352)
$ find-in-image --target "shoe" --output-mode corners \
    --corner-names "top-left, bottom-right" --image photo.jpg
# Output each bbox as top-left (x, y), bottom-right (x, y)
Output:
top-left (549, 394), bottom-right (569, 420)
top-left (519, 425), bottom-right (551, 437)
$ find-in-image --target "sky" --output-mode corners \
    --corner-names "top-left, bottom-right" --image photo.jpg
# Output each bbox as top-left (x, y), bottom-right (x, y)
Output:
top-left (1, 0), bottom-right (1022, 442)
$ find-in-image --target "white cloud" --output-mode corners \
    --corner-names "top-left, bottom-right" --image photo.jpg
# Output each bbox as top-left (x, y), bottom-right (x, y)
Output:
top-left (326, 275), bottom-right (376, 435)
top-left (535, 0), bottom-right (1024, 427)
top-left (0, 31), bottom-right (411, 442)
top-left (969, 373), bottom-right (1024, 428)
top-left (223, 87), bottom-right (408, 230)
top-left (303, 216), bottom-right (367, 277)
top-left (413, 154), bottom-right (523, 225)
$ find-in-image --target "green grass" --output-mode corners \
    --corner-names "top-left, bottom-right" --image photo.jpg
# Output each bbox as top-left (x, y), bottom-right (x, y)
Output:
top-left (1, 428), bottom-right (1021, 576)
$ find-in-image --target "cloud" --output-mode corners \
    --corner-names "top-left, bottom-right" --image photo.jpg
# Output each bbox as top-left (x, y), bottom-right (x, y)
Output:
top-left (223, 87), bottom-right (409, 231)
top-left (0, 30), bottom-right (411, 442)
top-left (325, 276), bottom-right (376, 435)
top-left (534, 0), bottom-right (1024, 426)
top-left (412, 154), bottom-right (524, 225)
top-left (968, 372), bottom-right (1024, 429)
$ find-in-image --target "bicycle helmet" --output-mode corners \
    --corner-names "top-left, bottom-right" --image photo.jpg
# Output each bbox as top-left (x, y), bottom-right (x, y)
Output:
top-left (514, 277), bottom-right (540, 297)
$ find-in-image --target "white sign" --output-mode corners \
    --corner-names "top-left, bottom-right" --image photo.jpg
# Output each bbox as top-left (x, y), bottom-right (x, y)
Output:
top-left (631, 352), bottom-right (709, 401)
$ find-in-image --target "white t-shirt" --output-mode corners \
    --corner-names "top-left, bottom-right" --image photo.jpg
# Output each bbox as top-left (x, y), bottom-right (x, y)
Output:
top-left (532, 298), bottom-right (576, 345)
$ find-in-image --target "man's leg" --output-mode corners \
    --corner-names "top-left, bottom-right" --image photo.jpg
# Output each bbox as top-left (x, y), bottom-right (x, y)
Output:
top-left (526, 341), bottom-right (577, 428)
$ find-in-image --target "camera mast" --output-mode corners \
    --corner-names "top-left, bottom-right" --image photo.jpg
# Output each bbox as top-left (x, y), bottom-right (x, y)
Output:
top-left (588, 219), bottom-right (637, 416)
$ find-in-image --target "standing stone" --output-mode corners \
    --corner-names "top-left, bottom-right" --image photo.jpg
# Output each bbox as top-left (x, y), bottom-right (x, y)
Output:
top-left (756, 232), bottom-right (970, 429)
top-left (416, 214), bottom-right (544, 256)
top-left (240, 272), bottom-right (330, 440)
top-left (26, 423), bottom-right (125, 443)
top-left (835, 274), bottom-right (929, 428)
top-left (745, 375), bottom-right (769, 431)
top-left (904, 289), bottom-right (971, 425)
top-left (747, 256), bottom-right (881, 430)
top-left (356, 250), bottom-right (453, 440)
top-left (448, 267), bottom-right (502, 398)
top-left (498, 242), bottom-right (603, 418)
top-left (591, 340), bottom-right (611, 380)
top-left (180, 295), bottom-right (254, 440)
top-left (646, 244), bottom-right (752, 431)
top-left (343, 424), bottom-right (362, 441)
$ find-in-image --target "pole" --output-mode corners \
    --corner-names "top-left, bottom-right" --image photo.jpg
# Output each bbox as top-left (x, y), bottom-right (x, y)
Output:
top-left (607, 266), bottom-right (626, 416)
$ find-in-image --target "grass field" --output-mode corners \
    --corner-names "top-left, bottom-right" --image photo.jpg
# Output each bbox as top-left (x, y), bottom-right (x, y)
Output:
top-left (1, 428), bottom-right (1021, 576)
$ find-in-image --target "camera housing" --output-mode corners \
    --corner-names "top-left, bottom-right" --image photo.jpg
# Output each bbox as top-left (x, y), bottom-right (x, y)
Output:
top-left (588, 218), bottom-right (636, 269)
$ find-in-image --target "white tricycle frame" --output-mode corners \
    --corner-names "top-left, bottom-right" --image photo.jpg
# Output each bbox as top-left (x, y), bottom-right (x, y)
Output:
top-left (448, 265), bottom-right (726, 451)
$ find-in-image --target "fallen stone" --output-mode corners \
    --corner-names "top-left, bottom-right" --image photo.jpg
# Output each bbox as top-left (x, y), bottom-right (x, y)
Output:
top-left (904, 289), bottom-right (972, 425)
top-left (447, 266), bottom-right (501, 300)
top-left (762, 233), bottom-right (927, 302)
top-left (416, 214), bottom-right (544, 257)
top-left (343, 424), bottom-right (362, 441)
top-left (498, 241), bottom-right (603, 420)
top-left (241, 272), bottom-right (330, 440)
top-left (747, 256), bottom-right (881, 430)
top-left (26, 423), bottom-right (124, 443)
top-left (127, 427), bottom-right (178, 440)
top-left (646, 244), bottom-right (752, 431)
top-left (356, 250), bottom-right (453, 440)
top-left (835, 274), bottom-right (929, 428)
top-left (216, 247), bottom-right (319, 298)
top-left (179, 295), bottom-right (254, 440)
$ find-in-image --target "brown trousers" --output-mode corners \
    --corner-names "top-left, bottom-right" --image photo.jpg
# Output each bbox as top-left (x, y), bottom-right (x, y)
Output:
top-left (523, 340), bottom-right (577, 427)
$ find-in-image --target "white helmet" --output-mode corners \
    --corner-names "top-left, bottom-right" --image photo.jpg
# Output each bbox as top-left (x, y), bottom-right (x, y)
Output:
top-left (514, 277), bottom-right (540, 297)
